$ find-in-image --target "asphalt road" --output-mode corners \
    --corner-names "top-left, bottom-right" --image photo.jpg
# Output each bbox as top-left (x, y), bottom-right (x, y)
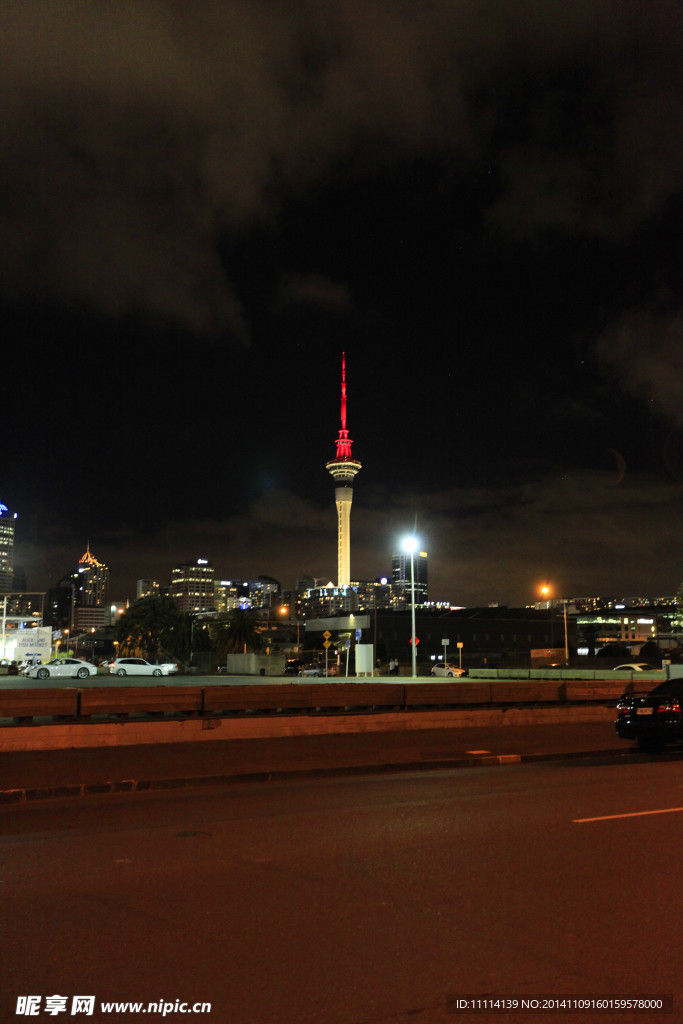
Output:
top-left (2, 758), bottom-right (681, 1024)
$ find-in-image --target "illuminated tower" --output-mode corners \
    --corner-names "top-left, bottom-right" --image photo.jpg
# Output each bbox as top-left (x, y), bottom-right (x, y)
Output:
top-left (326, 353), bottom-right (361, 587)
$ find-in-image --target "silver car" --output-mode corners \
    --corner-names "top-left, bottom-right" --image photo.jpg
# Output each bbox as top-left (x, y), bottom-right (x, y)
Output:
top-left (25, 657), bottom-right (98, 680)
top-left (430, 662), bottom-right (467, 678)
top-left (109, 657), bottom-right (168, 677)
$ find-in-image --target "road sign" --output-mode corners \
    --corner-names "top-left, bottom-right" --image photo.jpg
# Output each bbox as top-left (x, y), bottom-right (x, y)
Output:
top-left (323, 640), bottom-right (331, 649)
top-left (323, 630), bottom-right (331, 640)
top-left (457, 642), bottom-right (464, 649)
top-left (409, 636), bottom-right (420, 645)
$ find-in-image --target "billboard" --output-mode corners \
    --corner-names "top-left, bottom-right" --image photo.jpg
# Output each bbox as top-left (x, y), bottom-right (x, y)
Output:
top-left (2, 627), bottom-right (52, 665)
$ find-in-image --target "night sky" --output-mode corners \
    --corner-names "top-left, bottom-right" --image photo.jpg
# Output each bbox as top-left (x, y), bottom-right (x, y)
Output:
top-left (2, 1), bottom-right (682, 605)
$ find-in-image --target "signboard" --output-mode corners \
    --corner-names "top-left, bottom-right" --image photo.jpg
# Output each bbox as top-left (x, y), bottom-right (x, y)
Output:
top-left (4, 627), bottom-right (52, 665)
top-left (355, 644), bottom-right (374, 675)
top-left (323, 640), bottom-right (331, 649)
top-left (323, 630), bottom-right (331, 640)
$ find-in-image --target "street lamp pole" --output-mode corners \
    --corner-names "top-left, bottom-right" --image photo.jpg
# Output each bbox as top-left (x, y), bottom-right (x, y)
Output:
top-left (402, 535), bottom-right (418, 679)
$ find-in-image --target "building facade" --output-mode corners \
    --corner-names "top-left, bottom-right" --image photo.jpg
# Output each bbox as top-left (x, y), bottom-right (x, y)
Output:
top-left (0, 500), bottom-right (18, 594)
top-left (171, 559), bottom-right (216, 613)
top-left (136, 579), bottom-right (160, 600)
top-left (392, 550), bottom-right (429, 604)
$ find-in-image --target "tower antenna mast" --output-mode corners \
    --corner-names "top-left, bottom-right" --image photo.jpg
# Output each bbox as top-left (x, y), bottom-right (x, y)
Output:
top-left (326, 353), bottom-right (362, 587)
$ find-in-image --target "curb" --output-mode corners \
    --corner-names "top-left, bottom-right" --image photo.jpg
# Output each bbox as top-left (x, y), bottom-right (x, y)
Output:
top-left (0, 747), bottom-right (632, 805)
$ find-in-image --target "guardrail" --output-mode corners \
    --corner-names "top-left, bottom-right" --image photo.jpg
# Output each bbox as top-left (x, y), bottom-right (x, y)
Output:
top-left (0, 679), bottom-right (639, 725)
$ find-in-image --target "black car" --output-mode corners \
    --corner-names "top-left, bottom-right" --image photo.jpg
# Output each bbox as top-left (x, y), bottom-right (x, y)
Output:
top-left (615, 679), bottom-right (683, 753)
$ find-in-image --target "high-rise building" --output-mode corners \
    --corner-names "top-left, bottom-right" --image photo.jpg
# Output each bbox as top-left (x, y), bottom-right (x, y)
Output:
top-left (137, 579), bottom-right (160, 600)
top-left (392, 550), bottom-right (429, 604)
top-left (0, 500), bottom-right (18, 594)
top-left (171, 558), bottom-right (216, 613)
top-left (215, 580), bottom-right (250, 613)
top-left (248, 575), bottom-right (280, 608)
top-left (325, 353), bottom-right (361, 588)
top-left (66, 544), bottom-right (111, 629)
top-left (76, 544), bottom-right (110, 608)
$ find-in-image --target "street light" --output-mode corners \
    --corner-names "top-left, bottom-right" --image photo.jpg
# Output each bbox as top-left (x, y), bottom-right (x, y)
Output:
top-left (539, 582), bottom-right (569, 665)
top-left (402, 535), bottom-right (419, 678)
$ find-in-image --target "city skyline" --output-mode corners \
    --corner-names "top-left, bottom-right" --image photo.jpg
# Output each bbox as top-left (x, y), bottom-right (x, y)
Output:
top-left (2, 3), bottom-right (682, 604)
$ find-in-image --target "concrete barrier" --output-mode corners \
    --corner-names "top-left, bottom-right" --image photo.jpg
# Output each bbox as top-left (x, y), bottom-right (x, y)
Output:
top-left (0, 704), bottom-right (618, 752)
top-left (489, 682), bottom-right (563, 703)
top-left (404, 682), bottom-right (492, 706)
top-left (79, 687), bottom-right (203, 718)
top-left (0, 677), bottom-right (630, 728)
top-left (0, 688), bottom-right (79, 720)
top-left (203, 685), bottom-right (314, 713)
top-left (309, 683), bottom-right (405, 709)
top-left (564, 681), bottom-right (634, 702)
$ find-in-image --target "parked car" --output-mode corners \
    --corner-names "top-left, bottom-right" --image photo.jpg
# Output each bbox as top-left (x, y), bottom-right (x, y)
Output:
top-left (297, 664), bottom-right (339, 677)
top-left (109, 658), bottom-right (168, 677)
top-left (613, 663), bottom-right (657, 671)
top-left (615, 679), bottom-right (683, 753)
top-left (19, 657), bottom-right (43, 673)
top-left (157, 661), bottom-right (178, 675)
top-left (24, 657), bottom-right (98, 680)
top-left (430, 663), bottom-right (467, 678)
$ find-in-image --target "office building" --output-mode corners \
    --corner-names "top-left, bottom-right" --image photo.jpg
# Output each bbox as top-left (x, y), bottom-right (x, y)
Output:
top-left (392, 550), bottom-right (429, 604)
top-left (171, 558), bottom-right (216, 613)
top-left (0, 500), bottom-right (18, 594)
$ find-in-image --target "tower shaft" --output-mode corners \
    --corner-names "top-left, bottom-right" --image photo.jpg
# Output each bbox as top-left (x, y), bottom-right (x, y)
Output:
top-left (326, 353), bottom-right (361, 588)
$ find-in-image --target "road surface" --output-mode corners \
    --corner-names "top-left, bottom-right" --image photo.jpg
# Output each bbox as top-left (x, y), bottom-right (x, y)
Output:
top-left (1, 758), bottom-right (680, 1023)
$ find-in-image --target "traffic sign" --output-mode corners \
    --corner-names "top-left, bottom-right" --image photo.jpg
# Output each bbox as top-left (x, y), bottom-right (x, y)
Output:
top-left (323, 630), bottom-right (331, 640)
top-left (409, 636), bottom-right (420, 645)
top-left (323, 640), bottom-right (331, 649)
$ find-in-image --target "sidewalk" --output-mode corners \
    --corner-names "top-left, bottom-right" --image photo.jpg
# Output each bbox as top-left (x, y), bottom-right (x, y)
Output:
top-left (0, 720), bottom-right (632, 803)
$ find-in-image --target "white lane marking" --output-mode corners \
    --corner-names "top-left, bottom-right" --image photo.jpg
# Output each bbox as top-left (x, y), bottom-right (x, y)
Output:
top-left (574, 806), bottom-right (683, 823)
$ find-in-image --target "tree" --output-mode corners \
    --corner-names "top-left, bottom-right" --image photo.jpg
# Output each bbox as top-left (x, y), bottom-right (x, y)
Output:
top-left (213, 608), bottom-right (264, 658)
top-left (116, 596), bottom-right (189, 663)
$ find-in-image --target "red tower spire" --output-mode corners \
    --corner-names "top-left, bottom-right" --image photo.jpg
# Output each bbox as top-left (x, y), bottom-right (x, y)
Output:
top-left (333, 351), bottom-right (354, 460)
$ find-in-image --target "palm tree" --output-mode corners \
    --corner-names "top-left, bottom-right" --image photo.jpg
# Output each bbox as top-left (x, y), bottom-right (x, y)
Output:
top-left (116, 596), bottom-right (187, 662)
top-left (213, 608), bottom-right (264, 657)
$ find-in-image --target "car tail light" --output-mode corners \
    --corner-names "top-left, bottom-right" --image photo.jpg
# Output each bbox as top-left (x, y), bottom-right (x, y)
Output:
top-left (657, 702), bottom-right (681, 713)
top-left (616, 702), bottom-right (631, 714)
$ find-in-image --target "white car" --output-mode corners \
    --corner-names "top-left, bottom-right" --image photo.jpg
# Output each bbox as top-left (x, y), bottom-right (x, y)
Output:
top-left (613, 663), bottom-right (657, 672)
top-left (158, 661), bottom-right (178, 675)
top-left (109, 657), bottom-right (169, 677)
top-left (25, 657), bottom-right (98, 680)
top-left (430, 663), bottom-right (467, 678)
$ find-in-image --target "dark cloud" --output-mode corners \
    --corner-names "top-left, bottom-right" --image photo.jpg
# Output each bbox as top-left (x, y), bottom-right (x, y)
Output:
top-left (598, 309), bottom-right (683, 424)
top-left (3, 1), bottom-right (683, 604)
top-left (2, 1), bottom-right (682, 331)
top-left (16, 468), bottom-right (681, 605)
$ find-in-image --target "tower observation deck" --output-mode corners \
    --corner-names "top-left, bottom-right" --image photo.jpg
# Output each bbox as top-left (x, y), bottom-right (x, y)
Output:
top-left (325, 353), bottom-right (361, 588)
